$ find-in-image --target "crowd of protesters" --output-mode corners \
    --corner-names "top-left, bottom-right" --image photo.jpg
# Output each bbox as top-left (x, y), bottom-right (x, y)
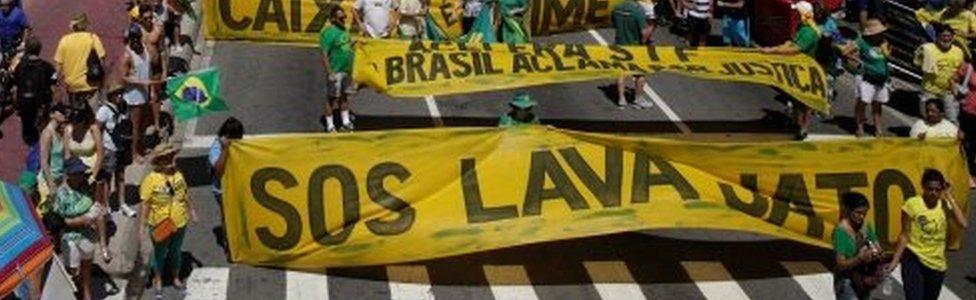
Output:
top-left (0, 0), bottom-right (199, 298)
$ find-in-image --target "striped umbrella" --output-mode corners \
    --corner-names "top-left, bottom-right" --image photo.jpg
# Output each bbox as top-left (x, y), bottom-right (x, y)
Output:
top-left (0, 181), bottom-right (53, 297)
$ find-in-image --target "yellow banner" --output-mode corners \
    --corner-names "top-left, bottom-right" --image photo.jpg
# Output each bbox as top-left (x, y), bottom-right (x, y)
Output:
top-left (203, 0), bottom-right (624, 44)
top-left (223, 127), bottom-right (968, 269)
top-left (354, 40), bottom-right (831, 112)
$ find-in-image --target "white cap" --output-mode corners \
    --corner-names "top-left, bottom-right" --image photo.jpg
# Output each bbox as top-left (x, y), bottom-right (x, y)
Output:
top-left (791, 1), bottom-right (813, 16)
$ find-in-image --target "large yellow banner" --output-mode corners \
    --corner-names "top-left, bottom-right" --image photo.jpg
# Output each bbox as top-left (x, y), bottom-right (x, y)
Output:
top-left (223, 127), bottom-right (968, 269)
top-left (203, 0), bottom-right (623, 44)
top-left (354, 40), bottom-right (831, 112)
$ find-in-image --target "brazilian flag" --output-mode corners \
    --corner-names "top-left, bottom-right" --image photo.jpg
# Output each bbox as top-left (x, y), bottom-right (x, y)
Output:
top-left (167, 68), bottom-right (227, 121)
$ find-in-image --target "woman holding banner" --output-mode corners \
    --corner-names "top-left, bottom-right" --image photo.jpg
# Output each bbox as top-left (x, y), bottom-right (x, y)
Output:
top-left (889, 169), bottom-right (968, 300)
top-left (832, 192), bottom-right (885, 300)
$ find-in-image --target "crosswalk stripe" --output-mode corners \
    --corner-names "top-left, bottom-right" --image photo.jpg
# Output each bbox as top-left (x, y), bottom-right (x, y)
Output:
top-left (286, 270), bottom-right (330, 300)
top-left (891, 265), bottom-right (963, 300)
top-left (186, 267), bottom-right (230, 300)
top-left (483, 265), bottom-right (539, 300)
top-left (387, 265), bottom-right (435, 300)
top-left (780, 261), bottom-right (833, 300)
top-left (583, 261), bottom-right (647, 300)
top-left (680, 262), bottom-right (749, 300)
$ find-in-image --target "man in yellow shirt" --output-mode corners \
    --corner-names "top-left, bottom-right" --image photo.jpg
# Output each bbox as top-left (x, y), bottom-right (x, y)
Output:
top-left (939, 0), bottom-right (976, 54)
top-left (54, 13), bottom-right (105, 110)
top-left (915, 23), bottom-right (965, 123)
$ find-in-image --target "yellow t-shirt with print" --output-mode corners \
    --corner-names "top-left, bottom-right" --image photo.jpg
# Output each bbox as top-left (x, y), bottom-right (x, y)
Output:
top-left (53, 32), bottom-right (106, 93)
top-left (139, 171), bottom-right (190, 228)
top-left (915, 43), bottom-right (965, 97)
top-left (902, 196), bottom-right (948, 271)
top-left (941, 11), bottom-right (976, 37)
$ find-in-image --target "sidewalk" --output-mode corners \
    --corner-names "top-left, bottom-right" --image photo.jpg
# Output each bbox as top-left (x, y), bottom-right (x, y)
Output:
top-left (96, 0), bottom-right (209, 297)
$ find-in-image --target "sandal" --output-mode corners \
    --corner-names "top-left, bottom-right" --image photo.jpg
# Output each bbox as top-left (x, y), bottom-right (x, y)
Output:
top-left (102, 249), bottom-right (113, 263)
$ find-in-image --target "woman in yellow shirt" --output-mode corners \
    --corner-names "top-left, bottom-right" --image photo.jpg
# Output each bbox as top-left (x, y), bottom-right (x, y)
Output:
top-left (139, 143), bottom-right (196, 298)
top-left (890, 169), bottom-right (968, 300)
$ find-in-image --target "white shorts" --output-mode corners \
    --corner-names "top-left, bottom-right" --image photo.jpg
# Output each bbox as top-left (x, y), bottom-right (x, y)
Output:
top-left (62, 236), bottom-right (95, 270)
top-left (856, 76), bottom-right (890, 104)
top-left (61, 202), bottom-right (107, 269)
top-left (326, 73), bottom-right (357, 99)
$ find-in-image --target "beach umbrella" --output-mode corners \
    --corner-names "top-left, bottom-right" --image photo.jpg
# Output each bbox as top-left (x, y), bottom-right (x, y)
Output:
top-left (0, 181), bottom-right (53, 297)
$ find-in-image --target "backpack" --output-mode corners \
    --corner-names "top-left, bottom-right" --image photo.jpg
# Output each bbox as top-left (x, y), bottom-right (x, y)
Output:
top-left (85, 34), bottom-right (104, 84)
top-left (14, 59), bottom-right (54, 105)
top-left (104, 103), bottom-right (133, 165)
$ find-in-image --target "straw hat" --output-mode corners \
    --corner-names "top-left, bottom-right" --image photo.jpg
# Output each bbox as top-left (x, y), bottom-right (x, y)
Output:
top-left (863, 19), bottom-right (887, 36)
top-left (150, 143), bottom-right (180, 165)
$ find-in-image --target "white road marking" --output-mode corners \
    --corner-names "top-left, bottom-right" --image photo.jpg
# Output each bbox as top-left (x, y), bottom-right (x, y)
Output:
top-left (680, 262), bottom-right (749, 300)
top-left (642, 84), bottom-right (691, 134)
top-left (588, 29), bottom-right (691, 134)
top-left (387, 265), bottom-right (436, 300)
top-left (583, 261), bottom-right (647, 300)
top-left (185, 267), bottom-right (230, 300)
top-left (424, 95), bottom-right (443, 127)
top-left (484, 265), bottom-right (540, 300)
top-left (587, 29), bottom-right (609, 45)
top-left (286, 270), bottom-right (330, 300)
top-left (779, 261), bottom-right (833, 300)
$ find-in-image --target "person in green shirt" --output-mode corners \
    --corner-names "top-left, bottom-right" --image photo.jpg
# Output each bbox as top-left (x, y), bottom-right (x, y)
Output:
top-left (319, 6), bottom-right (357, 133)
top-left (854, 19), bottom-right (890, 138)
top-left (612, 0), bottom-right (653, 109)
top-left (498, 93), bottom-right (540, 127)
top-left (832, 192), bottom-right (883, 300)
top-left (760, 1), bottom-right (829, 140)
top-left (498, 0), bottom-right (529, 44)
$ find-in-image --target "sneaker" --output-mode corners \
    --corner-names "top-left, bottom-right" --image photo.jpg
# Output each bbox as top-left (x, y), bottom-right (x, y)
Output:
top-left (325, 127), bottom-right (337, 133)
top-left (616, 98), bottom-right (628, 109)
top-left (632, 94), bottom-right (654, 109)
top-left (339, 123), bottom-right (354, 132)
top-left (120, 204), bottom-right (137, 218)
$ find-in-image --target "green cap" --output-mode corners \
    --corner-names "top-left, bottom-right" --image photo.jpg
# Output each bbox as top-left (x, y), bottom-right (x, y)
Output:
top-left (510, 93), bottom-right (536, 109)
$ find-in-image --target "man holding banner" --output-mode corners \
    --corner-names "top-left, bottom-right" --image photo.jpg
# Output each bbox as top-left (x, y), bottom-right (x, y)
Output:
top-left (761, 1), bottom-right (831, 140)
top-left (612, 0), bottom-right (653, 109)
top-left (319, 6), bottom-right (357, 133)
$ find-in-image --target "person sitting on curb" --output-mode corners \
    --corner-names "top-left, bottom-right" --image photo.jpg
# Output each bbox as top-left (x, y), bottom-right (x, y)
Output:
top-left (499, 93), bottom-right (540, 127)
top-left (911, 98), bottom-right (960, 140)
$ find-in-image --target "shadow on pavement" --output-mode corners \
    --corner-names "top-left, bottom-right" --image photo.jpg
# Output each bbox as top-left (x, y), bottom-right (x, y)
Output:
top-left (318, 230), bottom-right (832, 286)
